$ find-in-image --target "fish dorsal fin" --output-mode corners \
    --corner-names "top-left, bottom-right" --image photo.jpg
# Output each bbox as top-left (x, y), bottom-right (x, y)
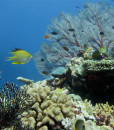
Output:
top-left (12, 48), bottom-right (23, 52)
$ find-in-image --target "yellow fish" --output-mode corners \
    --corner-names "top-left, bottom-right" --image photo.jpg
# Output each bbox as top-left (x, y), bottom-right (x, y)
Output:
top-left (6, 48), bottom-right (32, 64)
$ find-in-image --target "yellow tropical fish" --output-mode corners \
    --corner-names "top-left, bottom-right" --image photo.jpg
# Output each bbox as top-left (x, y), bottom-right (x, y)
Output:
top-left (6, 48), bottom-right (32, 64)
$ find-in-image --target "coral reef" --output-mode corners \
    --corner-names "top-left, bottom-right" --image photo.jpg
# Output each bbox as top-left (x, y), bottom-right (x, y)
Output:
top-left (18, 82), bottom-right (75, 129)
top-left (2, 79), bottom-right (113, 130)
top-left (45, 56), bottom-right (114, 105)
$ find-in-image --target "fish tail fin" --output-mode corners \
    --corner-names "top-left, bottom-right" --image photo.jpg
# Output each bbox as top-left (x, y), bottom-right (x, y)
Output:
top-left (5, 57), bottom-right (14, 61)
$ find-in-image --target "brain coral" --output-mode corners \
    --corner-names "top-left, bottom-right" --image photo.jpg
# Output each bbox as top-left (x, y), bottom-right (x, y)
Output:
top-left (18, 83), bottom-right (75, 130)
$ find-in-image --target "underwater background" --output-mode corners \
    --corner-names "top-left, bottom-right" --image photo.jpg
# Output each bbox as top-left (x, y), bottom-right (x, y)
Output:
top-left (0, 0), bottom-right (114, 87)
top-left (0, 0), bottom-right (114, 129)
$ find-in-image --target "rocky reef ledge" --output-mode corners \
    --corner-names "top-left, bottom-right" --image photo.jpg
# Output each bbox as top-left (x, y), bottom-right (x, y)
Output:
top-left (66, 57), bottom-right (114, 105)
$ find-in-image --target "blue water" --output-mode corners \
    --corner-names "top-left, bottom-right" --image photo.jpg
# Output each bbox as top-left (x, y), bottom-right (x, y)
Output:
top-left (0, 0), bottom-right (113, 87)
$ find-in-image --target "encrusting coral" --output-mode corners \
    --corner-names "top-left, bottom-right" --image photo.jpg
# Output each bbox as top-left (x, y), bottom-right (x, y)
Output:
top-left (67, 57), bottom-right (114, 77)
top-left (18, 82), bottom-right (75, 130)
top-left (83, 60), bottom-right (114, 71)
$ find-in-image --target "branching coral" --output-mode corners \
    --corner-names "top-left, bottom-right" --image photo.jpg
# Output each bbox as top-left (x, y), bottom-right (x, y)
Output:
top-left (61, 96), bottom-right (114, 130)
top-left (84, 100), bottom-right (114, 128)
top-left (18, 83), bottom-right (75, 130)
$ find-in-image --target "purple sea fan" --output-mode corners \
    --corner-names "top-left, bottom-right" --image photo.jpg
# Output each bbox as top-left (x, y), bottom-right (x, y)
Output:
top-left (79, 2), bottom-right (114, 51)
top-left (34, 2), bottom-right (114, 77)
top-left (34, 42), bottom-right (79, 77)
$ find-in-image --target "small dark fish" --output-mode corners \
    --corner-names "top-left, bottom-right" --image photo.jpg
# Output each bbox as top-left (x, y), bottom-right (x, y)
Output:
top-left (100, 32), bottom-right (104, 35)
top-left (76, 6), bottom-right (80, 8)
top-left (77, 50), bottom-right (85, 57)
top-left (68, 28), bottom-right (75, 31)
top-left (72, 34), bottom-right (76, 37)
top-left (62, 46), bottom-right (69, 51)
top-left (51, 31), bottom-right (58, 35)
top-left (92, 51), bottom-right (103, 60)
top-left (41, 71), bottom-right (49, 75)
top-left (41, 58), bottom-right (44, 61)
top-left (57, 39), bottom-right (61, 42)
